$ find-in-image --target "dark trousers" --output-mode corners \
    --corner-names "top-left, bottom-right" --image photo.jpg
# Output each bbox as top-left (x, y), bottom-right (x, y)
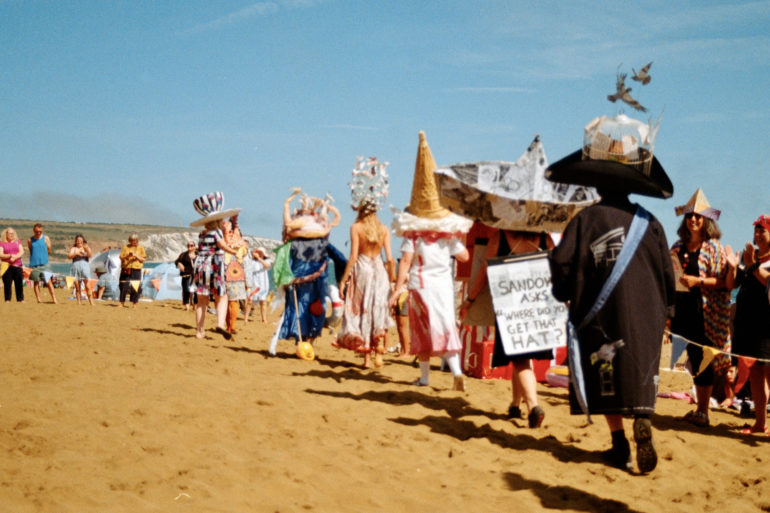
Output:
top-left (119, 268), bottom-right (142, 304)
top-left (181, 275), bottom-right (197, 305)
top-left (2, 265), bottom-right (24, 301)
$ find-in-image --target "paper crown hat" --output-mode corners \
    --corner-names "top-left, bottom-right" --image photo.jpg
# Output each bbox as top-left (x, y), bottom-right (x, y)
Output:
top-left (674, 188), bottom-right (721, 221)
top-left (406, 131), bottom-right (451, 219)
top-left (190, 192), bottom-right (241, 227)
top-left (545, 114), bottom-right (673, 199)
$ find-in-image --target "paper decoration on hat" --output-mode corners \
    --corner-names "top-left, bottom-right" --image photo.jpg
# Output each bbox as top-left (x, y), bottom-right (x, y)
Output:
top-left (436, 135), bottom-right (599, 233)
top-left (350, 156), bottom-right (389, 212)
top-left (0, 262), bottom-right (8, 277)
top-left (191, 191), bottom-right (241, 227)
top-left (130, 280), bottom-right (141, 292)
top-left (675, 188), bottom-right (721, 221)
top-left (65, 276), bottom-right (75, 289)
top-left (392, 131), bottom-right (473, 237)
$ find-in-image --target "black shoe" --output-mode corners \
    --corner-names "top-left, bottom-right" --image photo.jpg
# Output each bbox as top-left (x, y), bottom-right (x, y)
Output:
top-left (507, 405), bottom-right (523, 419)
top-left (601, 440), bottom-right (632, 471)
top-left (528, 406), bottom-right (545, 428)
top-left (633, 417), bottom-right (657, 473)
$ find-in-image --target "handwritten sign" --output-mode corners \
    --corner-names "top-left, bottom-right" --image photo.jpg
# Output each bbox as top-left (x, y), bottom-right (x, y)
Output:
top-left (486, 251), bottom-right (567, 356)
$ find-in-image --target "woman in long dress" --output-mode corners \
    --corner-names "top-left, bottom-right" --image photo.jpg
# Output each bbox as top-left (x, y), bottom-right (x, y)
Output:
top-left (334, 200), bottom-right (395, 368)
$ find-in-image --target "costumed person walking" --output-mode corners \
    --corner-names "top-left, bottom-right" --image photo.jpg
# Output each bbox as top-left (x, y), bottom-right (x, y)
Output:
top-left (334, 157), bottom-right (396, 369)
top-left (223, 215), bottom-right (248, 334)
top-left (388, 131), bottom-right (472, 390)
top-left (118, 233), bottom-right (146, 307)
top-left (190, 192), bottom-right (240, 340)
top-left (669, 188), bottom-right (733, 428)
top-left (547, 108), bottom-right (676, 473)
top-left (726, 215), bottom-right (770, 436)
top-left (275, 188), bottom-right (343, 350)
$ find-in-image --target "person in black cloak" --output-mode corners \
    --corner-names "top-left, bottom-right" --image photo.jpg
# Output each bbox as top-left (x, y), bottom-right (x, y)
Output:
top-left (546, 114), bottom-right (676, 474)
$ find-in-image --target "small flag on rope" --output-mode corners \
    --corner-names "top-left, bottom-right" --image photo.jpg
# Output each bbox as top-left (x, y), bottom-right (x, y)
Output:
top-left (152, 279), bottom-right (161, 292)
top-left (697, 346), bottom-right (721, 376)
top-left (130, 280), bottom-right (141, 292)
top-left (65, 276), bottom-right (75, 289)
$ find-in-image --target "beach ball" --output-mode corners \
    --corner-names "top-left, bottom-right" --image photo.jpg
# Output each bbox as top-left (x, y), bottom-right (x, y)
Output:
top-left (296, 342), bottom-right (315, 361)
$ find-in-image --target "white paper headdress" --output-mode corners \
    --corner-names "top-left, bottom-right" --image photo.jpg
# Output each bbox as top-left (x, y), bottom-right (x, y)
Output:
top-left (349, 156), bottom-right (389, 212)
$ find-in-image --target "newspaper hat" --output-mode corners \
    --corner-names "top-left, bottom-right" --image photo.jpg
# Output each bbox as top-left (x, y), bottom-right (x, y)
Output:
top-left (674, 188), bottom-right (720, 221)
top-left (546, 114), bottom-right (673, 198)
top-left (406, 131), bottom-right (451, 219)
top-left (190, 192), bottom-right (241, 227)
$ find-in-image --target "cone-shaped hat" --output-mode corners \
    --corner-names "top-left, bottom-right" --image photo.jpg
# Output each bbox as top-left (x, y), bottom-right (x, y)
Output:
top-left (674, 188), bottom-right (720, 221)
top-left (406, 131), bottom-right (450, 219)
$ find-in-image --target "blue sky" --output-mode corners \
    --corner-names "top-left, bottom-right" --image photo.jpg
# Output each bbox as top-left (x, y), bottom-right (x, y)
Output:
top-left (2, 0), bottom-right (769, 253)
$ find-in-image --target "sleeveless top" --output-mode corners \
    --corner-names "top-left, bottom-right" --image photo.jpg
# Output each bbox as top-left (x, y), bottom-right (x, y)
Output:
top-left (29, 235), bottom-right (48, 267)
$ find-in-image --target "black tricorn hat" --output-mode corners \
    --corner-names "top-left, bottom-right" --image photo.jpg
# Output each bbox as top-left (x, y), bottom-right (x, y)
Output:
top-left (545, 149), bottom-right (673, 199)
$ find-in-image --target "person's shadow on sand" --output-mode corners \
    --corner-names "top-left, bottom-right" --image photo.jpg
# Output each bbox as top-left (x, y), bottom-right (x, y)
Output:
top-left (503, 472), bottom-right (645, 513)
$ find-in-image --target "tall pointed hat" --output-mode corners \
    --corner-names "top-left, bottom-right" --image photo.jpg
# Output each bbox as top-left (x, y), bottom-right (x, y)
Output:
top-left (674, 188), bottom-right (720, 221)
top-left (406, 131), bottom-right (451, 219)
top-left (392, 131), bottom-right (472, 236)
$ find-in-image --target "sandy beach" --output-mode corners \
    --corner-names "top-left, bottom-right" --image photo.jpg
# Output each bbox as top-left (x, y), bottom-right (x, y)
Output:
top-left (1, 290), bottom-right (768, 513)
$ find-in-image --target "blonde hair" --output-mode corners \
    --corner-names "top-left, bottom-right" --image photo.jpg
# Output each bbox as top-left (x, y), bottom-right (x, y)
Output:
top-left (1, 227), bottom-right (18, 242)
top-left (357, 210), bottom-right (382, 244)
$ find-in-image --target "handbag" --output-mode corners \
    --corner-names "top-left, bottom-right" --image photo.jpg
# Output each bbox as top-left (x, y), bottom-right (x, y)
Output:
top-left (567, 206), bottom-right (651, 423)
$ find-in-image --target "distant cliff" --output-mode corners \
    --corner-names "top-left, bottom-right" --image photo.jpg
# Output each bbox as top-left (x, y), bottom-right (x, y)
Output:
top-left (141, 232), bottom-right (281, 262)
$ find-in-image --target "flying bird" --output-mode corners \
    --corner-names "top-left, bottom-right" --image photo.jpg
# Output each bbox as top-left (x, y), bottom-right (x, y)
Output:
top-left (632, 61), bottom-right (653, 85)
top-left (607, 72), bottom-right (647, 112)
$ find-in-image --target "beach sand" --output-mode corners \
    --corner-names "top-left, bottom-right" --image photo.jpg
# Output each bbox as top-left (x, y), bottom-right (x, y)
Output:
top-left (1, 290), bottom-right (768, 512)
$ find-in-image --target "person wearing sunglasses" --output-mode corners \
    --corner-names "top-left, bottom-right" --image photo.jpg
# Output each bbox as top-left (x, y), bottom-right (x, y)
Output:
top-left (670, 188), bottom-right (734, 428)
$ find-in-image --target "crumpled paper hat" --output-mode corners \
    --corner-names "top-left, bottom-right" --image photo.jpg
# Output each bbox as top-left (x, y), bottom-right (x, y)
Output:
top-left (674, 188), bottom-right (720, 221)
top-left (191, 192), bottom-right (241, 227)
top-left (754, 215), bottom-right (770, 231)
top-left (406, 131), bottom-right (451, 219)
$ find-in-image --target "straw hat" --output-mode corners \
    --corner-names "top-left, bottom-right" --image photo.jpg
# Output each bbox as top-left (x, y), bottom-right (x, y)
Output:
top-left (190, 192), bottom-right (241, 227)
top-left (674, 188), bottom-right (721, 221)
top-left (406, 131), bottom-right (451, 219)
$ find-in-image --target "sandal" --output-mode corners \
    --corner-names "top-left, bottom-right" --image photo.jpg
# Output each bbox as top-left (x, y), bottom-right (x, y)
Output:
top-left (682, 410), bottom-right (709, 427)
top-left (740, 425), bottom-right (769, 436)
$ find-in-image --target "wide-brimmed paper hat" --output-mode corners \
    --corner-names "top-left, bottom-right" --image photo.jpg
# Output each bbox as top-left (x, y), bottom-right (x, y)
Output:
top-left (406, 131), bottom-right (451, 219)
top-left (546, 114), bottom-right (673, 199)
top-left (190, 192), bottom-right (241, 227)
top-left (674, 188), bottom-right (720, 221)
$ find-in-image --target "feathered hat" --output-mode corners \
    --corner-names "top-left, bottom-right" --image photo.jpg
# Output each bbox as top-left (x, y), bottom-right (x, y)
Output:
top-left (392, 131), bottom-right (472, 236)
top-left (674, 188), bottom-right (721, 221)
top-left (190, 192), bottom-right (241, 227)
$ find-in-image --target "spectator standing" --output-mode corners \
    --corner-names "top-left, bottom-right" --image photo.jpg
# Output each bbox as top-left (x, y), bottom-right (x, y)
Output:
top-left (175, 241), bottom-right (197, 310)
top-left (119, 233), bottom-right (146, 307)
top-left (27, 223), bottom-right (57, 304)
top-left (0, 227), bottom-right (25, 302)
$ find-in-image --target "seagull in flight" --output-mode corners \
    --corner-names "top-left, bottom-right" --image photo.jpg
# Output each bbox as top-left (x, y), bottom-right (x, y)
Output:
top-left (632, 62), bottom-right (653, 85)
top-left (607, 72), bottom-right (647, 112)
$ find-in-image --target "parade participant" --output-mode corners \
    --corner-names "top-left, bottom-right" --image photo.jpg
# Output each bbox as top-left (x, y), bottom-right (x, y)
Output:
top-left (0, 227), bottom-right (25, 303)
top-left (670, 188), bottom-right (733, 428)
top-left (118, 233), bottom-right (146, 307)
top-left (334, 157), bottom-right (395, 368)
top-left (68, 234), bottom-right (94, 306)
top-left (388, 131), bottom-right (473, 390)
top-left (726, 214), bottom-right (770, 436)
top-left (223, 215), bottom-right (248, 334)
top-left (275, 188), bottom-right (342, 347)
top-left (27, 223), bottom-right (57, 304)
top-left (547, 110), bottom-right (676, 473)
top-left (190, 192), bottom-right (239, 340)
